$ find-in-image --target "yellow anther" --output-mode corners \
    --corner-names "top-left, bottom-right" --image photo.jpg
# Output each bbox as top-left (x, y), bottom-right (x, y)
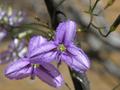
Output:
top-left (58, 44), bottom-right (66, 52)
top-left (33, 64), bottom-right (39, 68)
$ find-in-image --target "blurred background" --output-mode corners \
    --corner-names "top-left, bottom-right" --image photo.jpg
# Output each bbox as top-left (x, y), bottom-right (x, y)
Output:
top-left (0, 0), bottom-right (120, 90)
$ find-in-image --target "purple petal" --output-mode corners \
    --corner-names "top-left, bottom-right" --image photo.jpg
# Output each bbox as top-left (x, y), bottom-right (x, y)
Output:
top-left (65, 46), bottom-right (90, 73)
top-left (55, 21), bottom-right (66, 44)
top-left (4, 58), bottom-right (32, 79)
top-left (28, 36), bottom-right (47, 55)
top-left (17, 39), bottom-right (27, 52)
top-left (61, 53), bottom-right (85, 73)
top-left (35, 62), bottom-right (64, 87)
top-left (0, 10), bottom-right (5, 20)
top-left (30, 41), bottom-right (57, 58)
top-left (60, 47), bottom-right (90, 73)
top-left (0, 30), bottom-right (7, 42)
top-left (64, 20), bottom-right (76, 45)
top-left (0, 50), bottom-right (11, 64)
top-left (55, 20), bottom-right (76, 45)
top-left (41, 51), bottom-right (58, 62)
top-left (5, 66), bottom-right (32, 80)
top-left (30, 51), bottom-right (57, 63)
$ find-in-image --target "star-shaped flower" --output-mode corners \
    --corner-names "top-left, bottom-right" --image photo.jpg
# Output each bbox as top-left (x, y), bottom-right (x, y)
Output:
top-left (4, 36), bottom-right (64, 87)
top-left (30, 20), bottom-right (90, 73)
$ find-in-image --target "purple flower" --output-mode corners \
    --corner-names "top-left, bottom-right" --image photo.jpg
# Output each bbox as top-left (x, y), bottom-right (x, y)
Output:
top-left (0, 6), bottom-right (26, 43)
top-left (4, 36), bottom-right (64, 87)
top-left (0, 7), bottom-right (25, 26)
top-left (0, 29), bottom-right (7, 42)
top-left (30, 20), bottom-right (90, 73)
top-left (0, 38), bottom-right (27, 64)
top-left (0, 9), bottom-right (5, 20)
top-left (0, 6), bottom-right (25, 26)
top-left (7, 10), bottom-right (25, 26)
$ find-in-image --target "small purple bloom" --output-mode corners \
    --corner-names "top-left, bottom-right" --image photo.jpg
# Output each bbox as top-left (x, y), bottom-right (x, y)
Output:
top-left (30, 20), bottom-right (90, 73)
top-left (0, 29), bottom-right (7, 42)
top-left (0, 6), bottom-right (25, 26)
top-left (5, 36), bottom-right (64, 87)
top-left (0, 8), bottom-right (5, 20)
top-left (0, 7), bottom-right (26, 43)
top-left (0, 38), bottom-right (27, 64)
top-left (7, 10), bottom-right (25, 26)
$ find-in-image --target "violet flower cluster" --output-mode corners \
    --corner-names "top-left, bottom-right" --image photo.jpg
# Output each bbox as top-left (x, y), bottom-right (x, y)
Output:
top-left (5, 20), bottom-right (90, 87)
top-left (0, 6), bottom-right (25, 42)
top-left (30, 20), bottom-right (90, 73)
top-left (0, 6), bottom-right (26, 64)
top-left (0, 38), bottom-right (27, 64)
top-left (5, 36), bottom-right (64, 87)
top-left (0, 6), bottom-right (25, 26)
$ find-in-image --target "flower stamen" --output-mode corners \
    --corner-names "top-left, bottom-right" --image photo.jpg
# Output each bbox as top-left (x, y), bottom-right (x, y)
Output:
top-left (33, 64), bottom-right (39, 68)
top-left (58, 44), bottom-right (66, 52)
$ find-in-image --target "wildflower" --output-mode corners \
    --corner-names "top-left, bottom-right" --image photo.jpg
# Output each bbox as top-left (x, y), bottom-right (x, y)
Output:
top-left (4, 36), bottom-right (64, 87)
top-left (0, 6), bottom-right (25, 26)
top-left (0, 38), bottom-right (27, 64)
top-left (0, 6), bottom-right (5, 20)
top-left (0, 29), bottom-right (7, 42)
top-left (30, 20), bottom-right (90, 73)
top-left (0, 6), bottom-right (27, 63)
top-left (0, 6), bottom-right (26, 44)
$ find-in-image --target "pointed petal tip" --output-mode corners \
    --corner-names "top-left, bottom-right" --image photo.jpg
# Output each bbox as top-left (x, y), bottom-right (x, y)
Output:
top-left (64, 20), bottom-right (77, 45)
top-left (61, 46), bottom-right (91, 73)
top-left (66, 20), bottom-right (76, 24)
top-left (74, 54), bottom-right (91, 73)
top-left (4, 66), bottom-right (32, 80)
top-left (54, 75), bottom-right (64, 87)
top-left (35, 63), bottom-right (64, 88)
top-left (55, 20), bottom-right (77, 45)
top-left (4, 58), bottom-right (31, 80)
top-left (4, 59), bottom-right (29, 75)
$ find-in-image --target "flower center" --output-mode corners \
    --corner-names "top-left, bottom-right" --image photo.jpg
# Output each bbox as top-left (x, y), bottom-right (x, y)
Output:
top-left (58, 44), bottom-right (66, 52)
top-left (33, 64), bottom-right (39, 68)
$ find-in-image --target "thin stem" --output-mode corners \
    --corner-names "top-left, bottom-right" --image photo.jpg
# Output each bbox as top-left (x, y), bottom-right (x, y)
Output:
top-left (87, 0), bottom-right (100, 29)
top-left (55, 0), bottom-right (66, 9)
top-left (65, 82), bottom-right (71, 90)
top-left (87, 13), bottom-right (93, 29)
top-left (91, 23), bottom-right (111, 37)
top-left (91, 0), bottom-right (100, 13)
top-left (57, 60), bottom-right (62, 68)
top-left (110, 14), bottom-right (120, 32)
top-left (89, 0), bottom-right (92, 11)
top-left (91, 14), bottom-right (120, 37)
